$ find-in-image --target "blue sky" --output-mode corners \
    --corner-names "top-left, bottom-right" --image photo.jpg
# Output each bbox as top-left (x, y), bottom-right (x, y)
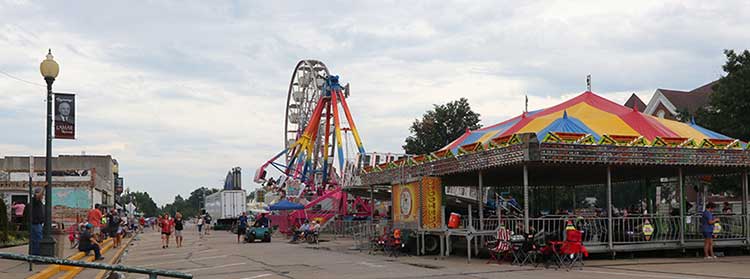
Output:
top-left (1, 1), bottom-right (748, 205)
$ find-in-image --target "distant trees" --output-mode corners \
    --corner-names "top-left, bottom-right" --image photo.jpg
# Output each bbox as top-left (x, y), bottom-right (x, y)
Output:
top-left (695, 49), bottom-right (750, 142)
top-left (403, 98), bottom-right (482, 154)
top-left (161, 187), bottom-right (219, 217)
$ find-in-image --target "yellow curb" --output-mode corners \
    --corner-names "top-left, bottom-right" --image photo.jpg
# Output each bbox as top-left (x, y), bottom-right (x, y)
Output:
top-left (57, 241), bottom-right (114, 279)
top-left (26, 238), bottom-right (113, 279)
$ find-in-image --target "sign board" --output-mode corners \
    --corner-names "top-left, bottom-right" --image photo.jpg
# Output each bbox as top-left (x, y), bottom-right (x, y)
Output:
top-left (420, 177), bottom-right (442, 230)
top-left (115, 177), bottom-right (124, 194)
top-left (393, 176), bottom-right (444, 229)
top-left (392, 181), bottom-right (419, 225)
top-left (54, 93), bottom-right (75, 139)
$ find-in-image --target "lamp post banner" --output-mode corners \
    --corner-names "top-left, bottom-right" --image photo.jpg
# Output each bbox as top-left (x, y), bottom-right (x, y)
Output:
top-left (54, 93), bottom-right (75, 139)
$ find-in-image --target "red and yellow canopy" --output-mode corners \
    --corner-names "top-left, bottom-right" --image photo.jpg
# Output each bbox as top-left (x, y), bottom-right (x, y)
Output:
top-left (443, 91), bottom-right (739, 153)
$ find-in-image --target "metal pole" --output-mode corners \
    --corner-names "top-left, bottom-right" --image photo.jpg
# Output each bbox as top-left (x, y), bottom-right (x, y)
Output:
top-left (40, 77), bottom-right (56, 257)
top-left (742, 170), bottom-right (748, 244)
top-left (607, 166), bottom-right (613, 252)
top-left (523, 165), bottom-right (529, 234)
top-left (369, 185), bottom-right (374, 243)
top-left (678, 167), bottom-right (685, 246)
top-left (467, 203), bottom-right (472, 263)
top-left (478, 171), bottom-right (484, 248)
top-left (28, 156), bottom-right (33, 270)
top-left (441, 204), bottom-right (446, 259)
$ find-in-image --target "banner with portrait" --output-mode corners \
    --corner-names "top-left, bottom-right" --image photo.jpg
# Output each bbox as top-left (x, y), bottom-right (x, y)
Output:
top-left (54, 93), bottom-right (75, 139)
top-left (420, 177), bottom-right (442, 230)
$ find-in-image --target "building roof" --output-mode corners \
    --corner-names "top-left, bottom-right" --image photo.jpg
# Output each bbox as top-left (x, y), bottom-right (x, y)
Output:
top-left (656, 80), bottom-right (717, 114)
top-left (624, 93), bottom-right (646, 112)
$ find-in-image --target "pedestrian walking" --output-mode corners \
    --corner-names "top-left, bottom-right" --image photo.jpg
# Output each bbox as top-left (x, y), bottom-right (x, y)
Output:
top-left (204, 213), bottom-right (212, 235)
top-left (87, 204), bottom-right (103, 241)
top-left (174, 212), bottom-right (184, 248)
top-left (160, 213), bottom-right (174, 248)
top-left (107, 208), bottom-right (123, 248)
top-left (197, 214), bottom-right (204, 238)
top-left (703, 202), bottom-right (720, 259)
top-left (30, 187), bottom-right (45, 255)
top-left (237, 212), bottom-right (248, 243)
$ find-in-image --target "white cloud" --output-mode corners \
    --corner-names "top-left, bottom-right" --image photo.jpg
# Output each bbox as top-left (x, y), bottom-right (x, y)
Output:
top-left (0, 1), bottom-right (747, 204)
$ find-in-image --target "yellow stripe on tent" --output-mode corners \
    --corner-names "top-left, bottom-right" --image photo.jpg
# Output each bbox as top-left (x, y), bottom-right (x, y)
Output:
top-left (516, 102), bottom-right (639, 136)
top-left (476, 130), bottom-right (502, 145)
top-left (653, 117), bottom-right (710, 141)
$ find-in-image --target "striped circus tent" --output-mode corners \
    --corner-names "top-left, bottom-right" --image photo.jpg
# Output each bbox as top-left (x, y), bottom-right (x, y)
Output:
top-left (443, 91), bottom-right (741, 153)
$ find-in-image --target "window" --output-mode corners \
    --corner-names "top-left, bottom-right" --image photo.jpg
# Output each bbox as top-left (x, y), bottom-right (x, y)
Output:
top-left (656, 110), bottom-right (665, 118)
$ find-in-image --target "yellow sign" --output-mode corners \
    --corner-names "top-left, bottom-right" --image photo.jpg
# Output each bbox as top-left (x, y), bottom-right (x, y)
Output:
top-left (420, 177), bottom-right (442, 229)
top-left (393, 182), bottom-right (418, 224)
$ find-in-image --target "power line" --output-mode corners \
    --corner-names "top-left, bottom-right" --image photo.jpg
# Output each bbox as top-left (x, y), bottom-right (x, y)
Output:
top-left (0, 69), bottom-right (46, 88)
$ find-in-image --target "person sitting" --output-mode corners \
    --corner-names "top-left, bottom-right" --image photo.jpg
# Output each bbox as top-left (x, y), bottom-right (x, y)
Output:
top-left (253, 213), bottom-right (269, 228)
top-left (79, 224), bottom-right (104, 261)
top-left (291, 220), bottom-right (310, 243)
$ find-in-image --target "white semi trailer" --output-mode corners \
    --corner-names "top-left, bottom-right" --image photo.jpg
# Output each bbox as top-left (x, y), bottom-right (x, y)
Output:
top-left (205, 189), bottom-right (246, 229)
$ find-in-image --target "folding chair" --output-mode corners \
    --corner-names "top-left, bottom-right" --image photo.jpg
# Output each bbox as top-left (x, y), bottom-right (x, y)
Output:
top-left (560, 229), bottom-right (588, 270)
top-left (510, 234), bottom-right (527, 265)
top-left (486, 228), bottom-right (511, 264)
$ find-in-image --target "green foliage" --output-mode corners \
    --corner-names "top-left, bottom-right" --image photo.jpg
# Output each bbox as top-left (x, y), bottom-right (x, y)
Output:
top-left (162, 187), bottom-right (220, 218)
top-left (694, 49), bottom-right (750, 142)
top-left (0, 199), bottom-right (9, 233)
top-left (403, 98), bottom-right (482, 154)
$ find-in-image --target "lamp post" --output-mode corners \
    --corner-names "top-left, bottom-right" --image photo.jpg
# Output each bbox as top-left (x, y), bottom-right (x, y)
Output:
top-left (39, 49), bottom-right (59, 256)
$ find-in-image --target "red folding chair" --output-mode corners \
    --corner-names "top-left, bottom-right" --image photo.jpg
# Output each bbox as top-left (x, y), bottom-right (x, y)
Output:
top-left (486, 228), bottom-right (511, 264)
top-left (560, 230), bottom-right (588, 270)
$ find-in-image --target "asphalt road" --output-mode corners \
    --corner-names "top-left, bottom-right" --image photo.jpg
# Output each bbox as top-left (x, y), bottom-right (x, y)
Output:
top-left (112, 224), bottom-right (750, 279)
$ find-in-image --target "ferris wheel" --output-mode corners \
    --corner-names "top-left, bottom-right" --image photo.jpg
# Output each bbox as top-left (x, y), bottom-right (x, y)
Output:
top-left (256, 60), bottom-right (365, 192)
top-left (284, 60), bottom-right (330, 164)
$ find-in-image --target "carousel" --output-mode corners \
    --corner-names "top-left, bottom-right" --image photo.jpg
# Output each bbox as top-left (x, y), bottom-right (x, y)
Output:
top-left (360, 89), bottom-right (750, 259)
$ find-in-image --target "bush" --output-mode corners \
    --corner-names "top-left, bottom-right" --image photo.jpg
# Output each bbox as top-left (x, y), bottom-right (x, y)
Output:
top-left (0, 199), bottom-right (9, 232)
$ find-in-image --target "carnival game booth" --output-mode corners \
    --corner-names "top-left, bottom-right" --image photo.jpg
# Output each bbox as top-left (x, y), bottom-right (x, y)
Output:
top-left (361, 91), bottom-right (750, 260)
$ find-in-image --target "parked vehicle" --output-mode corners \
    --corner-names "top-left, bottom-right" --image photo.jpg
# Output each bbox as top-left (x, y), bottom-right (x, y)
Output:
top-left (205, 190), bottom-right (246, 230)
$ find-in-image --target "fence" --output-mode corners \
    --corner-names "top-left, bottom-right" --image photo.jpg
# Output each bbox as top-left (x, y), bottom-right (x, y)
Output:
top-left (0, 252), bottom-right (192, 279)
top-left (463, 214), bottom-right (747, 246)
top-left (319, 219), bottom-right (390, 251)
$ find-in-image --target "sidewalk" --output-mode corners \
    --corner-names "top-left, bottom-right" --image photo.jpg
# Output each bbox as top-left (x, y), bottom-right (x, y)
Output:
top-left (0, 241), bottom-right (80, 279)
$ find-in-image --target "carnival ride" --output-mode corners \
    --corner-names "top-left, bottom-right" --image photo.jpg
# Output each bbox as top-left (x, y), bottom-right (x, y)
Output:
top-left (255, 60), bottom-right (372, 232)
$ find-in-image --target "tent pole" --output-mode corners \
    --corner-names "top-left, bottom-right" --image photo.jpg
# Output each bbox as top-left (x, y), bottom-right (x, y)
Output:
top-left (523, 164), bottom-right (529, 234)
top-left (678, 167), bottom-right (685, 246)
top-left (742, 170), bottom-right (748, 243)
top-left (607, 166), bottom-right (613, 253)
top-left (478, 171), bottom-right (484, 250)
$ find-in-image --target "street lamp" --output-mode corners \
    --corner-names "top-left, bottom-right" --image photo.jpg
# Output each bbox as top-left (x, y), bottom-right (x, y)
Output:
top-left (39, 49), bottom-right (59, 256)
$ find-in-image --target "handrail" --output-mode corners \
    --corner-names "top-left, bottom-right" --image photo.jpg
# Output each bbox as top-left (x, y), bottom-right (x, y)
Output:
top-left (0, 252), bottom-right (192, 279)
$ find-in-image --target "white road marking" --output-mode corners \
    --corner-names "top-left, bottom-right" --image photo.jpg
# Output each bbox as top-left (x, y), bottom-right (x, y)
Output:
top-left (357, 261), bottom-right (385, 268)
top-left (578, 269), bottom-right (705, 279)
top-left (183, 262), bottom-right (246, 272)
top-left (240, 274), bottom-right (273, 279)
top-left (140, 255), bottom-right (228, 267)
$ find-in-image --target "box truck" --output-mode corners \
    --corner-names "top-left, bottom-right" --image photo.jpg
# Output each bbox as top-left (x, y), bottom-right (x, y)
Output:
top-left (205, 189), bottom-right (246, 229)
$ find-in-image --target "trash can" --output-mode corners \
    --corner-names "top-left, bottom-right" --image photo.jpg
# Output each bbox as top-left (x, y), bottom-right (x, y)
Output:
top-left (52, 227), bottom-right (67, 258)
top-left (447, 213), bottom-right (461, 229)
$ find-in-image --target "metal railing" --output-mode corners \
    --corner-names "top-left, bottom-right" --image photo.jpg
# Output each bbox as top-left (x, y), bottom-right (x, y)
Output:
top-left (462, 215), bottom-right (746, 247)
top-left (0, 252), bottom-right (192, 279)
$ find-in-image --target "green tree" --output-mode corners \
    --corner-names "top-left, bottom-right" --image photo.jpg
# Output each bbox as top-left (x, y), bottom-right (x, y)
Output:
top-left (403, 98), bottom-right (482, 154)
top-left (695, 49), bottom-right (750, 142)
top-left (162, 187), bottom-right (220, 218)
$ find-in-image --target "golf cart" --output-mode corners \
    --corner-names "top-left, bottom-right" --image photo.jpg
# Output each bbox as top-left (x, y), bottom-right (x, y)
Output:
top-left (244, 226), bottom-right (271, 243)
